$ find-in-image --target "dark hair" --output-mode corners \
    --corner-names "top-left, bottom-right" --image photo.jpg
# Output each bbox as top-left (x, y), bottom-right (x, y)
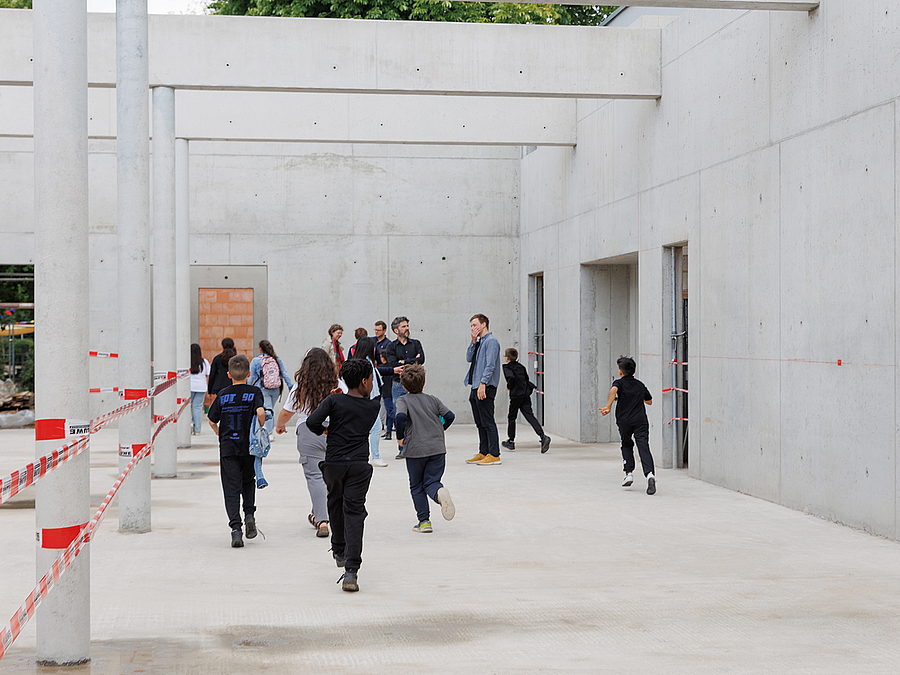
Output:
top-left (617, 356), bottom-right (636, 377)
top-left (228, 354), bottom-right (250, 380)
top-left (391, 316), bottom-right (409, 332)
top-left (341, 358), bottom-right (372, 390)
top-left (328, 323), bottom-right (343, 338)
top-left (190, 343), bottom-right (203, 374)
top-left (400, 364), bottom-right (425, 394)
top-left (375, 321), bottom-right (387, 330)
top-left (220, 337), bottom-right (236, 365)
top-left (292, 347), bottom-right (338, 414)
top-left (354, 327), bottom-right (368, 340)
top-left (470, 313), bottom-right (489, 329)
top-left (351, 336), bottom-right (376, 364)
top-left (505, 347), bottom-right (518, 361)
top-left (259, 339), bottom-right (277, 360)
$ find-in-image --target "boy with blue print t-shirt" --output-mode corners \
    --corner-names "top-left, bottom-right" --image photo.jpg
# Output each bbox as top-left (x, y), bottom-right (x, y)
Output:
top-left (208, 354), bottom-right (265, 548)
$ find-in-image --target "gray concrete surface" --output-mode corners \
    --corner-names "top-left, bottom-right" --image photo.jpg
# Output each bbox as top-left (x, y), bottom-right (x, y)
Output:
top-left (2, 423), bottom-right (900, 673)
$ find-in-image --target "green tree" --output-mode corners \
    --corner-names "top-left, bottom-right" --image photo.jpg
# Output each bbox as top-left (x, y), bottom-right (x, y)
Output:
top-left (208, 0), bottom-right (618, 26)
top-left (0, 1), bottom-right (32, 8)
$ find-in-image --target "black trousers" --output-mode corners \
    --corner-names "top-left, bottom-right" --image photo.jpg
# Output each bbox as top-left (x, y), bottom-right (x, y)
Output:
top-left (469, 385), bottom-right (500, 457)
top-left (507, 395), bottom-right (544, 441)
top-left (619, 421), bottom-right (655, 477)
top-left (321, 460), bottom-right (373, 572)
top-left (220, 454), bottom-right (256, 531)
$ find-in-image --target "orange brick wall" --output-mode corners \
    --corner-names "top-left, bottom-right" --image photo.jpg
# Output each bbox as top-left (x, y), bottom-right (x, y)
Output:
top-left (198, 288), bottom-right (254, 360)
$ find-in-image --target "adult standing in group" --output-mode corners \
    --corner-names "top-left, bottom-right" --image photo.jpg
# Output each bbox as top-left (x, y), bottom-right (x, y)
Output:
top-left (275, 347), bottom-right (337, 539)
top-left (208, 337), bottom-right (237, 398)
top-left (374, 321), bottom-right (393, 439)
top-left (385, 316), bottom-right (425, 459)
top-left (249, 340), bottom-right (294, 440)
top-left (351, 337), bottom-right (404, 467)
top-left (323, 324), bottom-right (345, 367)
top-left (348, 327), bottom-right (367, 359)
top-left (464, 314), bottom-right (503, 466)
top-left (189, 343), bottom-right (210, 435)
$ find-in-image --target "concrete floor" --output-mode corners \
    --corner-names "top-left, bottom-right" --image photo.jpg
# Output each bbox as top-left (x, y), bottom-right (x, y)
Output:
top-left (2, 423), bottom-right (900, 673)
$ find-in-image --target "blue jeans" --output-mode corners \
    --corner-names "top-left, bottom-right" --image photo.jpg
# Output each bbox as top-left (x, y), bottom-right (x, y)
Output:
top-left (369, 414), bottom-right (382, 460)
top-left (405, 454), bottom-right (446, 522)
top-left (383, 393), bottom-right (395, 433)
top-left (261, 387), bottom-right (279, 436)
top-left (190, 391), bottom-right (205, 433)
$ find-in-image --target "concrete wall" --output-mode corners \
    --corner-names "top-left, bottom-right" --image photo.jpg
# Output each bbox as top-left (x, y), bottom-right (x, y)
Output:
top-left (520, 2), bottom-right (900, 539)
top-left (0, 137), bottom-right (521, 422)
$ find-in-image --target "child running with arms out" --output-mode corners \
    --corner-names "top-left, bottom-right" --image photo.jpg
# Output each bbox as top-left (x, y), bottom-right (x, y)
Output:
top-left (306, 359), bottom-right (381, 592)
top-left (207, 354), bottom-right (266, 547)
top-left (394, 364), bottom-right (456, 533)
top-left (600, 356), bottom-right (657, 495)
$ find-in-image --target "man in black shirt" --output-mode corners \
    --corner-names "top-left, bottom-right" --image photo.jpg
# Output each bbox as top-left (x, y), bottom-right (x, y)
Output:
top-left (374, 320), bottom-right (394, 439)
top-left (385, 316), bottom-right (425, 457)
top-left (307, 359), bottom-right (381, 592)
top-left (208, 354), bottom-right (265, 547)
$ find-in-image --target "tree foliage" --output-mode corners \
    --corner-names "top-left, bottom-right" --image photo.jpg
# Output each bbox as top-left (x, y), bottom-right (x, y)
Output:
top-left (0, 1), bottom-right (32, 8)
top-left (208, 1), bottom-right (618, 26)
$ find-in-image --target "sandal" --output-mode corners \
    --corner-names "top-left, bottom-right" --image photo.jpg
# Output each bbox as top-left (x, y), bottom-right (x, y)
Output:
top-left (316, 521), bottom-right (329, 538)
top-left (308, 513), bottom-right (317, 529)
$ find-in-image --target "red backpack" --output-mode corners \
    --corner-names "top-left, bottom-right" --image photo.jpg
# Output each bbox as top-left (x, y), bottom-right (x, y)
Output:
top-left (261, 355), bottom-right (281, 389)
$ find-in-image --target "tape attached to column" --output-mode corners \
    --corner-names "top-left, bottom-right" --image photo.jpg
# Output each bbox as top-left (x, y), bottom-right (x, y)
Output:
top-left (35, 419), bottom-right (90, 441)
top-left (39, 523), bottom-right (88, 549)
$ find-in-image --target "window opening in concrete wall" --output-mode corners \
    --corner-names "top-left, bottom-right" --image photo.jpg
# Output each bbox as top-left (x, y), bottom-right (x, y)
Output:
top-left (198, 288), bottom-right (254, 359)
top-left (529, 273), bottom-right (544, 424)
top-left (667, 245), bottom-right (689, 468)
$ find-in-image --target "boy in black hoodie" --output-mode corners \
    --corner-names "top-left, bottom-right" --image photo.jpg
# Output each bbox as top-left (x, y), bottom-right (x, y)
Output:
top-left (501, 348), bottom-right (550, 453)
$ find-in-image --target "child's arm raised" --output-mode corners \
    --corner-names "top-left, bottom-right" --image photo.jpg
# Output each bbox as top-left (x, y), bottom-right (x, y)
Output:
top-left (599, 386), bottom-right (618, 416)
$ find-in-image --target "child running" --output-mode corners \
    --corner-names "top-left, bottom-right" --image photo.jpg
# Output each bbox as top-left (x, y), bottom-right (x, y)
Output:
top-left (600, 356), bottom-right (657, 495)
top-left (207, 354), bottom-right (266, 547)
top-left (306, 359), bottom-right (381, 592)
top-left (394, 364), bottom-right (456, 533)
top-left (501, 347), bottom-right (550, 453)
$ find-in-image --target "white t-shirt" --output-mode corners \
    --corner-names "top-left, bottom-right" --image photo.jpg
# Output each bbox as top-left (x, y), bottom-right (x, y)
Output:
top-left (190, 359), bottom-right (210, 392)
top-left (284, 381), bottom-right (347, 429)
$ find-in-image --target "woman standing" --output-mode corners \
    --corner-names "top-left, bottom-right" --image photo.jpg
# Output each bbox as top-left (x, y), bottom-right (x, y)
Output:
top-left (249, 340), bottom-right (294, 440)
top-left (351, 336), bottom-right (403, 468)
top-left (322, 324), bottom-right (345, 367)
top-left (207, 337), bottom-right (237, 398)
top-left (189, 343), bottom-right (210, 435)
top-left (274, 347), bottom-right (337, 538)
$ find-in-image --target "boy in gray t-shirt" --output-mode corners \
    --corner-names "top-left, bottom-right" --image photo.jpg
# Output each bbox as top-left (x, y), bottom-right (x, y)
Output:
top-left (394, 364), bottom-right (457, 532)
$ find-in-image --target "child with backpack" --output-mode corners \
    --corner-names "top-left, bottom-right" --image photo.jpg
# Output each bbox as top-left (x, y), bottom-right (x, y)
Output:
top-left (249, 340), bottom-right (294, 440)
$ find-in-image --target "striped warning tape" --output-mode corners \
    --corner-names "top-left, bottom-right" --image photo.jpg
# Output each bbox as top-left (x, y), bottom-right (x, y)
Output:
top-left (89, 387), bottom-right (119, 394)
top-left (0, 372), bottom-right (188, 507)
top-left (88, 351), bottom-right (118, 358)
top-left (667, 417), bottom-right (689, 425)
top-left (527, 352), bottom-right (545, 356)
top-left (662, 387), bottom-right (689, 394)
top-left (0, 399), bottom-right (189, 661)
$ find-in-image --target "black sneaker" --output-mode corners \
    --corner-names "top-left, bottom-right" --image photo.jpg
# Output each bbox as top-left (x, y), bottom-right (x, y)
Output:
top-left (332, 550), bottom-right (347, 568)
top-left (647, 476), bottom-right (657, 496)
top-left (245, 517), bottom-right (257, 539)
top-left (501, 440), bottom-right (515, 451)
top-left (382, 432), bottom-right (392, 440)
top-left (540, 435), bottom-right (551, 454)
top-left (395, 451), bottom-right (405, 460)
top-left (341, 570), bottom-right (359, 592)
top-left (231, 529), bottom-right (244, 548)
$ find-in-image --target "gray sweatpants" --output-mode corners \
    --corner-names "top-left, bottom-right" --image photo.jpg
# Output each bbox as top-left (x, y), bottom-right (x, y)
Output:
top-left (296, 423), bottom-right (328, 523)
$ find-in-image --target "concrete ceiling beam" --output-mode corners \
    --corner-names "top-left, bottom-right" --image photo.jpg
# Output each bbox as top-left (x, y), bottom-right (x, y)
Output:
top-left (0, 10), bottom-right (661, 99)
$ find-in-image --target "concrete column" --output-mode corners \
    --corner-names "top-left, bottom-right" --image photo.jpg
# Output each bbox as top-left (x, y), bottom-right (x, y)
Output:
top-left (152, 86), bottom-right (177, 478)
top-left (116, 0), bottom-right (152, 531)
top-left (175, 138), bottom-right (191, 448)
top-left (32, 0), bottom-right (91, 665)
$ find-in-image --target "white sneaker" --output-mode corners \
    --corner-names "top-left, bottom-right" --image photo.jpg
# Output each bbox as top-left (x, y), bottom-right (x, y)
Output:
top-left (437, 487), bottom-right (455, 521)
top-left (370, 457), bottom-right (388, 467)
top-left (622, 473), bottom-right (634, 487)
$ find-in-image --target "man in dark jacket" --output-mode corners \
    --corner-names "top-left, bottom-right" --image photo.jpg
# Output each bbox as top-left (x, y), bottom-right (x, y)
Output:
top-left (501, 347), bottom-right (550, 453)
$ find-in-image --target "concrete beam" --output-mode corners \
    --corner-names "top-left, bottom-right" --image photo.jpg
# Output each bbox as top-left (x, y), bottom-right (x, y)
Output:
top-left (0, 86), bottom-right (577, 146)
top-left (0, 10), bottom-right (661, 99)
top-left (456, 0), bottom-right (818, 8)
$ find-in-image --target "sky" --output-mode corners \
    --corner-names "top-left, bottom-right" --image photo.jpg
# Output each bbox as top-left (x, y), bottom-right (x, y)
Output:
top-left (86, 1), bottom-right (209, 14)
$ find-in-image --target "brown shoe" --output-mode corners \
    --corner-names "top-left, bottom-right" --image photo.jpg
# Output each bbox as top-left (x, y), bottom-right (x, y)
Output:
top-left (316, 521), bottom-right (329, 538)
top-left (476, 455), bottom-right (502, 466)
top-left (466, 453), bottom-right (487, 464)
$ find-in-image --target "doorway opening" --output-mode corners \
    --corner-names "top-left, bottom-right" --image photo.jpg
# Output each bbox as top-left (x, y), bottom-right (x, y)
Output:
top-left (666, 245), bottom-right (689, 468)
top-left (529, 273), bottom-right (544, 424)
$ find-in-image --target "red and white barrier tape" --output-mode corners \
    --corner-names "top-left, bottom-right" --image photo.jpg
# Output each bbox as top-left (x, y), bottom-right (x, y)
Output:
top-left (0, 372), bottom-right (188, 506)
top-left (0, 399), bottom-right (190, 661)
top-left (527, 352), bottom-right (545, 356)
top-left (661, 387), bottom-right (689, 394)
top-left (668, 417), bottom-right (689, 425)
top-left (88, 351), bottom-right (118, 358)
top-left (89, 387), bottom-right (119, 394)
top-left (669, 359), bottom-right (688, 366)
top-left (535, 389), bottom-right (544, 395)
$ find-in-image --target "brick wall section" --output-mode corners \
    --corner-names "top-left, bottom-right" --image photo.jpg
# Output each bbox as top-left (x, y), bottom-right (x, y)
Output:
top-left (198, 288), bottom-right (254, 360)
